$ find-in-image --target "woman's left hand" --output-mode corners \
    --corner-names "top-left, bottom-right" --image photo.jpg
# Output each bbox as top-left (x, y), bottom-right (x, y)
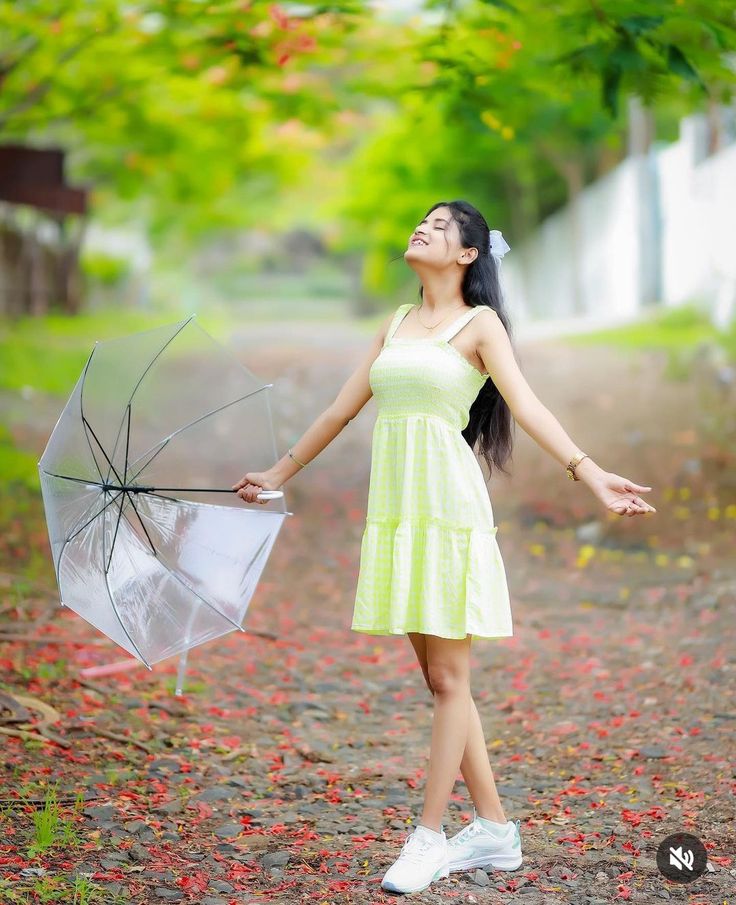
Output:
top-left (590, 472), bottom-right (657, 517)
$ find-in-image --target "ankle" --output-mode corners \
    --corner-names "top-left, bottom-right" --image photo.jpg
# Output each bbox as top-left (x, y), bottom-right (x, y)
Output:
top-left (476, 811), bottom-right (507, 825)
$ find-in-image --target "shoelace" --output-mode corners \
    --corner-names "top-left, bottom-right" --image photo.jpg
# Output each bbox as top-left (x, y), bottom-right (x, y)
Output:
top-left (450, 821), bottom-right (488, 846)
top-left (398, 831), bottom-right (440, 863)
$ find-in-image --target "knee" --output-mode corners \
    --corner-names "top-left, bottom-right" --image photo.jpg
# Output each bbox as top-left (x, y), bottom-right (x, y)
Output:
top-left (420, 668), bottom-right (436, 696)
top-left (426, 666), bottom-right (468, 696)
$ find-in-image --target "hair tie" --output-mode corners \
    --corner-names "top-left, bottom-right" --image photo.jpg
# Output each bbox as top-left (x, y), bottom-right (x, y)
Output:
top-left (488, 229), bottom-right (510, 261)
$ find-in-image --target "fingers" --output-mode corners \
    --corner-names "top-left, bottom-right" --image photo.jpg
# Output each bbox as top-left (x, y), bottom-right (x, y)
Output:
top-left (614, 497), bottom-right (656, 516)
top-left (232, 473), bottom-right (258, 493)
top-left (235, 483), bottom-right (268, 504)
top-left (624, 482), bottom-right (653, 493)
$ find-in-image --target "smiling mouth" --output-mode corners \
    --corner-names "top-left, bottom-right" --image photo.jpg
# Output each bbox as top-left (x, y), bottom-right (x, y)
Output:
top-left (410, 238), bottom-right (427, 247)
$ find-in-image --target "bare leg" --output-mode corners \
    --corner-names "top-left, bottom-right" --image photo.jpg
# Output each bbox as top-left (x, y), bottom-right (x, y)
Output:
top-left (417, 633), bottom-right (472, 833)
top-left (408, 632), bottom-right (507, 826)
top-left (461, 696), bottom-right (507, 823)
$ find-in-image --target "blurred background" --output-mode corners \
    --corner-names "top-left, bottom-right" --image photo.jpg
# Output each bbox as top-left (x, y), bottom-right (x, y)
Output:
top-left (1, 5), bottom-right (736, 901)
top-left (1, 0), bottom-right (735, 591)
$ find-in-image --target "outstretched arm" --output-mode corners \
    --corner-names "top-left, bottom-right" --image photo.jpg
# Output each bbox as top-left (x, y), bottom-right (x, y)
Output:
top-left (232, 310), bottom-right (396, 503)
top-left (476, 309), bottom-right (656, 518)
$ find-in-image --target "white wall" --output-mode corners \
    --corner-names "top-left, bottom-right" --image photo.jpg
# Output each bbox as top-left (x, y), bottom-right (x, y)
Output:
top-left (502, 107), bottom-right (736, 333)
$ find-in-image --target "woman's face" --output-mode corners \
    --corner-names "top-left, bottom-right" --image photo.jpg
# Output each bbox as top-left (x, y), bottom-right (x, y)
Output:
top-left (404, 206), bottom-right (477, 269)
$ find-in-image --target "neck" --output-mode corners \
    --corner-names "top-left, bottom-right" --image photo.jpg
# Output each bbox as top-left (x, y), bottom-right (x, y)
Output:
top-left (411, 268), bottom-right (466, 313)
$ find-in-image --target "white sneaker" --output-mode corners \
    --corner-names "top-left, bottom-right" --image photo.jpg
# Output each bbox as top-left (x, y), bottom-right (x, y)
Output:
top-left (446, 807), bottom-right (523, 873)
top-left (380, 823), bottom-right (450, 894)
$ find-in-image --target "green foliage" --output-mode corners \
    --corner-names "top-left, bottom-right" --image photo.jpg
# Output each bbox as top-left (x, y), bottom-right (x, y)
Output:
top-left (0, 0), bottom-right (365, 242)
top-left (1, 0), bottom-right (734, 300)
top-left (81, 251), bottom-right (131, 286)
top-left (0, 423), bottom-right (39, 491)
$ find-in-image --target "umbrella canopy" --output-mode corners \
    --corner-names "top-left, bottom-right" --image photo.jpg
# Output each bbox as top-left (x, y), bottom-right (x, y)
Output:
top-left (38, 315), bottom-right (291, 670)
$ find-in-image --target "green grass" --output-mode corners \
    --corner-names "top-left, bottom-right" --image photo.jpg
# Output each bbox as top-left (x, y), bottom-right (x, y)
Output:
top-left (0, 876), bottom-right (110, 904)
top-left (0, 305), bottom-right (235, 396)
top-left (566, 303), bottom-right (718, 349)
top-left (563, 302), bottom-right (736, 378)
top-left (0, 422), bottom-right (39, 491)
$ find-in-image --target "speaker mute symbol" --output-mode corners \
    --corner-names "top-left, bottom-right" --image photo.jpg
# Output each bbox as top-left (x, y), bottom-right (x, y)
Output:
top-left (668, 845), bottom-right (695, 872)
top-left (657, 833), bottom-right (706, 883)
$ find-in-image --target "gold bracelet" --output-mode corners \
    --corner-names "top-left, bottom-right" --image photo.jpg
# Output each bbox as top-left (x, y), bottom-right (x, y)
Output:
top-left (566, 451), bottom-right (589, 481)
top-left (288, 448), bottom-right (307, 468)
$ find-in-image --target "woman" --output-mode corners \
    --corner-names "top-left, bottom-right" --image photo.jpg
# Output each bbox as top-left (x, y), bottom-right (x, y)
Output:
top-left (232, 199), bottom-right (656, 895)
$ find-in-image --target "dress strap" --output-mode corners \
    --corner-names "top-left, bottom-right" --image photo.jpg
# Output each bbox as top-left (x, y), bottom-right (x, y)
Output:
top-left (383, 304), bottom-right (414, 346)
top-left (438, 306), bottom-right (488, 343)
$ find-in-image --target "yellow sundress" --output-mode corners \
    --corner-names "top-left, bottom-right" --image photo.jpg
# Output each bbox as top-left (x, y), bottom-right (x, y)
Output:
top-left (351, 303), bottom-right (514, 641)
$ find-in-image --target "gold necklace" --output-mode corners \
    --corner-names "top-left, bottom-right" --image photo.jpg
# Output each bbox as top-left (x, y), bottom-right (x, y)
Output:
top-left (415, 302), bottom-right (468, 331)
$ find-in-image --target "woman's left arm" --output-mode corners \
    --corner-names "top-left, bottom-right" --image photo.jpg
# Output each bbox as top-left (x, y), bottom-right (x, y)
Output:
top-left (476, 310), bottom-right (656, 518)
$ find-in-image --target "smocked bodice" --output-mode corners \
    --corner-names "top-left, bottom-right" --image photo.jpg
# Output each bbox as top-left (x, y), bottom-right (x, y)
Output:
top-left (369, 305), bottom-right (490, 432)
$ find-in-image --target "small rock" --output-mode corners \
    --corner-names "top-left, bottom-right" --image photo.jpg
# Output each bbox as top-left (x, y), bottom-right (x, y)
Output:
top-left (157, 800), bottom-right (183, 815)
top-left (128, 843), bottom-right (150, 862)
top-left (213, 822), bottom-right (243, 838)
top-left (202, 898), bottom-right (227, 905)
top-left (124, 819), bottom-right (148, 835)
top-left (147, 758), bottom-right (182, 773)
top-left (71, 864), bottom-right (97, 878)
top-left (226, 776), bottom-right (250, 788)
top-left (639, 746), bottom-right (667, 758)
top-left (83, 804), bottom-right (116, 821)
top-left (471, 868), bottom-right (490, 886)
top-left (209, 880), bottom-right (234, 893)
top-left (230, 850), bottom-right (259, 863)
top-left (142, 870), bottom-right (176, 882)
top-left (192, 787), bottom-right (237, 803)
top-left (154, 889), bottom-right (183, 902)
top-left (262, 851), bottom-right (291, 870)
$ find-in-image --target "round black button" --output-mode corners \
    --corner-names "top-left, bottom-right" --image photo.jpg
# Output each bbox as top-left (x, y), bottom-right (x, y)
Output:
top-left (655, 832), bottom-right (707, 883)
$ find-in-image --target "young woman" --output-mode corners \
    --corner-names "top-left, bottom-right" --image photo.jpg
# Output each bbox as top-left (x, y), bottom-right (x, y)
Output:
top-left (232, 199), bottom-right (656, 895)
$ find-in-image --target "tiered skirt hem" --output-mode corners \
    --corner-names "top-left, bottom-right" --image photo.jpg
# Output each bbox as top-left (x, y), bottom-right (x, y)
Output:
top-left (351, 517), bottom-right (513, 641)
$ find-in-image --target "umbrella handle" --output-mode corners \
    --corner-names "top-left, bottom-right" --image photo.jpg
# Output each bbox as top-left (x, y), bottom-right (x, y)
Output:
top-left (256, 490), bottom-right (284, 500)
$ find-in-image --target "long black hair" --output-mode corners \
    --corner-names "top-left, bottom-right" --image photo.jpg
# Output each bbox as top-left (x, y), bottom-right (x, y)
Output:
top-left (416, 199), bottom-right (517, 480)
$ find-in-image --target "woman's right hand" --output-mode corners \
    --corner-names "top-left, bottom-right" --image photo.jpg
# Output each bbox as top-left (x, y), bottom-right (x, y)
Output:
top-left (231, 470), bottom-right (280, 504)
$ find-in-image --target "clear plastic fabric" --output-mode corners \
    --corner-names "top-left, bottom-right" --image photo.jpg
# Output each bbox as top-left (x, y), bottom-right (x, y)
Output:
top-left (38, 315), bottom-right (291, 668)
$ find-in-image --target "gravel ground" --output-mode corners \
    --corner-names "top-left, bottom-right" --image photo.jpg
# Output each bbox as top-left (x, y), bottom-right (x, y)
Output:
top-left (1, 319), bottom-right (734, 904)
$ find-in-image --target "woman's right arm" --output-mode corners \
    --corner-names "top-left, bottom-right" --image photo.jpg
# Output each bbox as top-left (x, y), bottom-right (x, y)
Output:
top-left (232, 310), bottom-right (396, 503)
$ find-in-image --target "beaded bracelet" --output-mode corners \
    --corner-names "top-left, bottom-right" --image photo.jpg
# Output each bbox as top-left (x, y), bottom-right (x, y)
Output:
top-left (288, 448), bottom-right (307, 468)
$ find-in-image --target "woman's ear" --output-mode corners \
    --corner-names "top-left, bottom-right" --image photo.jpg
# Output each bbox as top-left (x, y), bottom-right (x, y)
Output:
top-left (461, 247), bottom-right (479, 265)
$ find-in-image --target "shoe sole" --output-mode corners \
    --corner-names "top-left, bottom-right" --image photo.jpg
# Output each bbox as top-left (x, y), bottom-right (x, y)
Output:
top-left (381, 864), bottom-right (450, 893)
top-left (448, 853), bottom-right (523, 872)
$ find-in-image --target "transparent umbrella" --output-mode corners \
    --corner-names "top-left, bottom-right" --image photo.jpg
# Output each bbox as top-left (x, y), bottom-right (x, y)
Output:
top-left (38, 315), bottom-right (291, 693)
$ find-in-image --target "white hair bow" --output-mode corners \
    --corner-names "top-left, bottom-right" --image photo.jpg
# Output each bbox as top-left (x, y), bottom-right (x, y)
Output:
top-left (488, 229), bottom-right (510, 260)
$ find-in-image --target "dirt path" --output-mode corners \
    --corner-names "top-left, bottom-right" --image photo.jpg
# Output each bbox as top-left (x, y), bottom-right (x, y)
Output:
top-left (1, 320), bottom-right (734, 904)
